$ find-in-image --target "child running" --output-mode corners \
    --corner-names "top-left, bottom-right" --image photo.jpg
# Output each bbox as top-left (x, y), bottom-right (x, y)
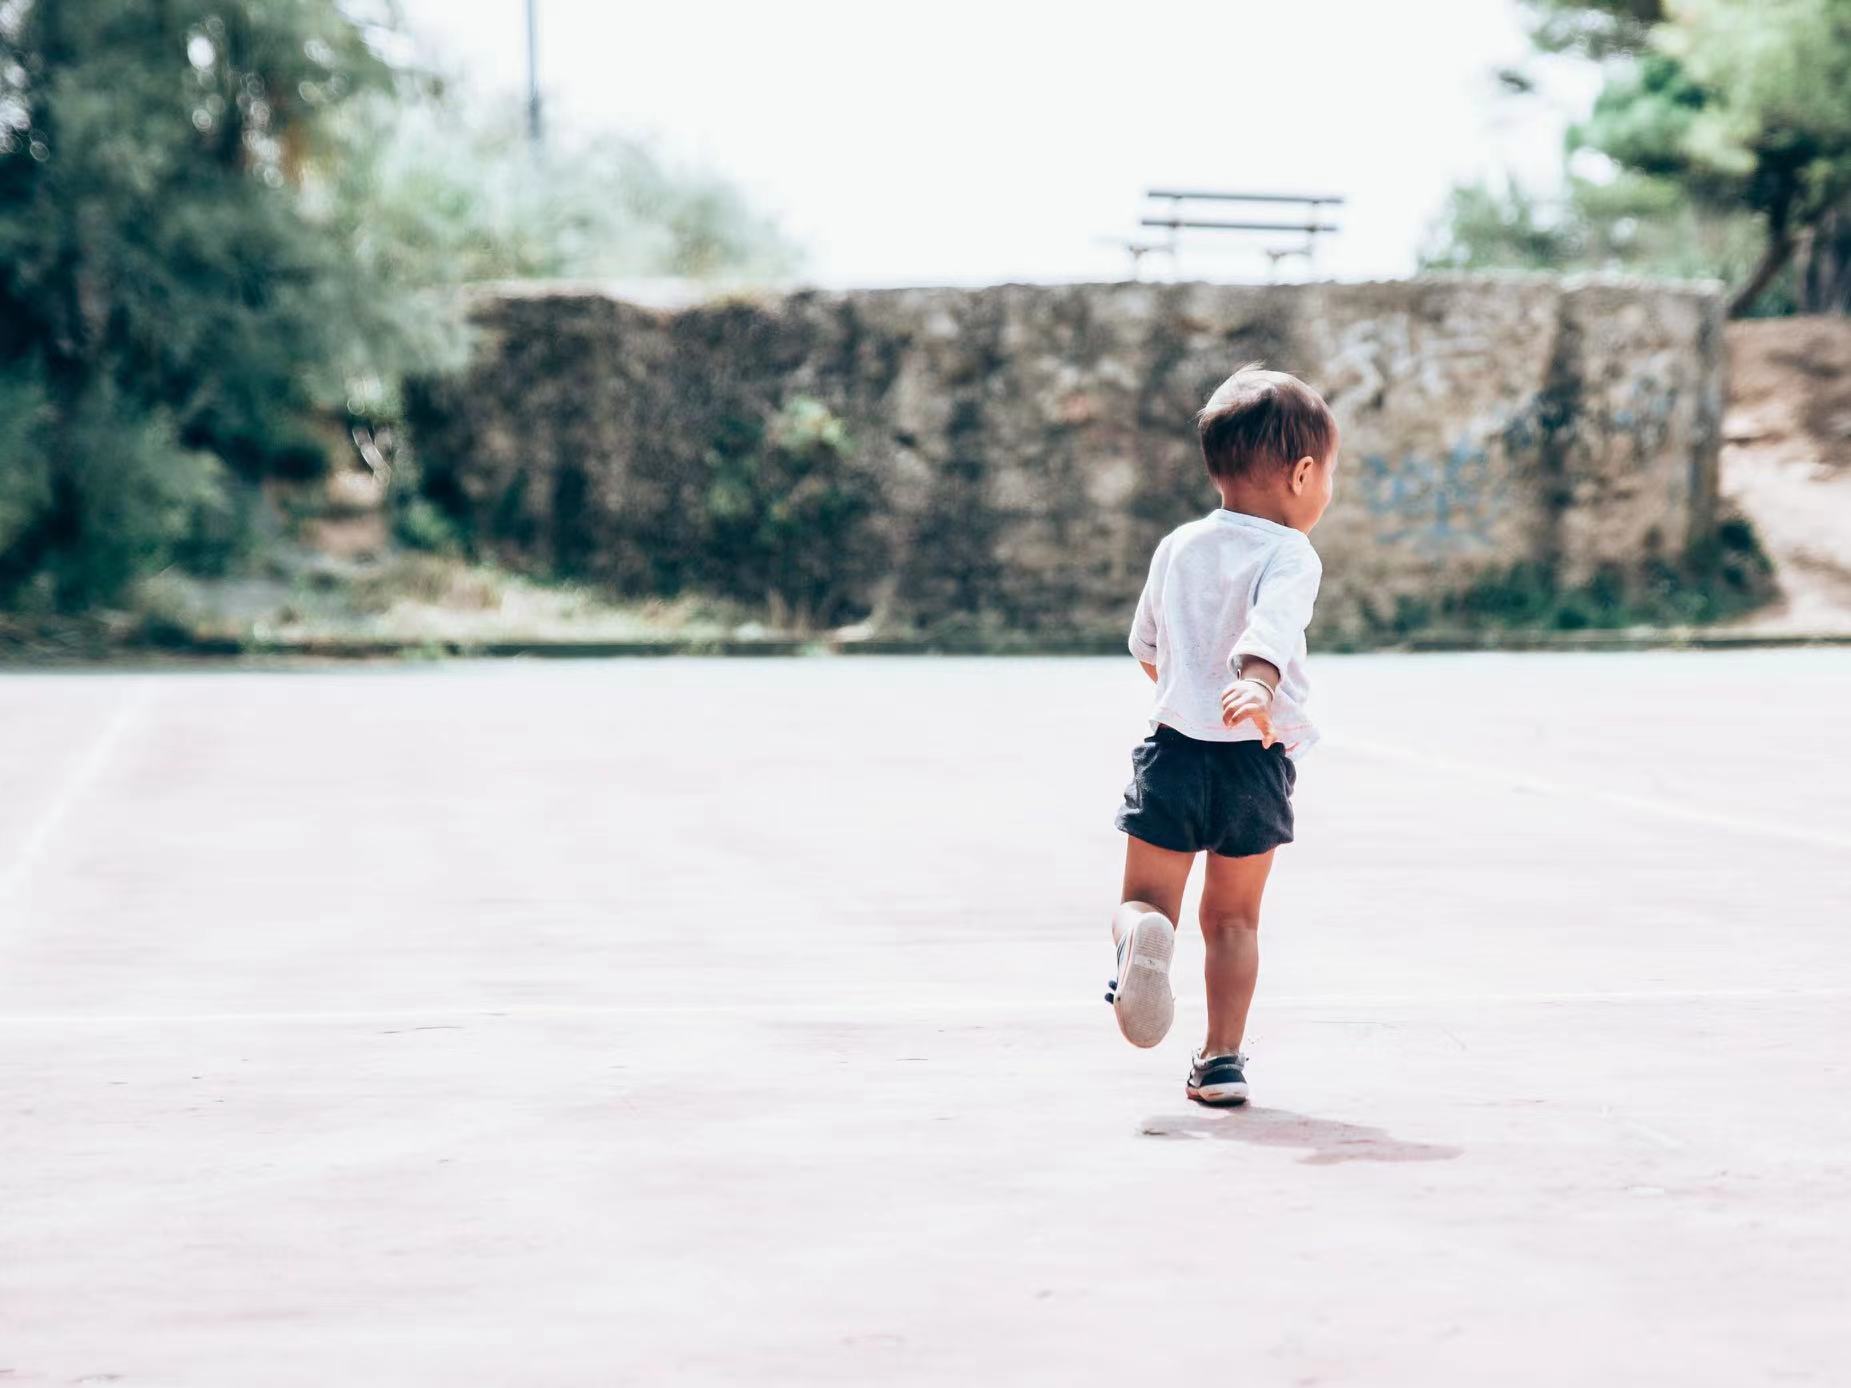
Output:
top-left (1105, 364), bottom-right (1338, 1106)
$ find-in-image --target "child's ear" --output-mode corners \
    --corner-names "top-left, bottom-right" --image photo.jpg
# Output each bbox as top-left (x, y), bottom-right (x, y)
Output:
top-left (1290, 456), bottom-right (1315, 494)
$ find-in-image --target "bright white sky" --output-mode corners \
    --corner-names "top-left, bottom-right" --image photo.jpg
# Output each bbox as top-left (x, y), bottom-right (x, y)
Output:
top-left (395, 0), bottom-right (1598, 287)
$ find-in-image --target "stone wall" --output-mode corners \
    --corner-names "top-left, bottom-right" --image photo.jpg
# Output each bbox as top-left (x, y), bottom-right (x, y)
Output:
top-left (404, 275), bottom-right (1726, 642)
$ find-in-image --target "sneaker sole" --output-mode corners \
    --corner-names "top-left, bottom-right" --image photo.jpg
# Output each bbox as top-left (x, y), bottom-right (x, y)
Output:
top-left (1113, 911), bottom-right (1175, 1049)
top-left (1186, 1079), bottom-right (1249, 1107)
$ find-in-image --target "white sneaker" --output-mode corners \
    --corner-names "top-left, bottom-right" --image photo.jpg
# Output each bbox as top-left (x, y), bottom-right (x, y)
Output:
top-left (1104, 911), bottom-right (1174, 1048)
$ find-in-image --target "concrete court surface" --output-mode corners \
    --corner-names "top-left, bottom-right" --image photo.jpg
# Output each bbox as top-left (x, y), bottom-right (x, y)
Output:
top-left (1, 651), bottom-right (1848, 1387)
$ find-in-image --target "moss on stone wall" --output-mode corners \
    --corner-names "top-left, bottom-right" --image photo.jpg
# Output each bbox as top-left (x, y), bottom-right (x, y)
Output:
top-left (1355, 511), bottom-right (1773, 640)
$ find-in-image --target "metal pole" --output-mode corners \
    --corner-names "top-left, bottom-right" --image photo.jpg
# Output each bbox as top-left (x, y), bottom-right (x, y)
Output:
top-left (525, 0), bottom-right (542, 149)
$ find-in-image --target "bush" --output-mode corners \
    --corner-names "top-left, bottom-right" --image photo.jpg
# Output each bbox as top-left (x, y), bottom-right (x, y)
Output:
top-left (1430, 519), bottom-right (1775, 634)
top-left (393, 494), bottom-right (465, 556)
top-left (51, 381), bottom-right (227, 610)
top-left (3, 362), bottom-right (231, 610)
top-left (701, 398), bottom-right (884, 630)
top-left (0, 364), bottom-right (53, 571)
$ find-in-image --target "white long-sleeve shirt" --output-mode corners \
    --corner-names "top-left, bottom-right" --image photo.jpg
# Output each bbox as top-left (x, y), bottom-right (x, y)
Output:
top-left (1127, 508), bottom-right (1323, 757)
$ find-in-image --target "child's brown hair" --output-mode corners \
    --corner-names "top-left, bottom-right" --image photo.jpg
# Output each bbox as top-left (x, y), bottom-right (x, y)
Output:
top-left (1195, 364), bottom-right (1336, 481)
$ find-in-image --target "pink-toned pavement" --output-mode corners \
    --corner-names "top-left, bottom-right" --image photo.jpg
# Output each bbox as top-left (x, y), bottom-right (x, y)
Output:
top-left (1, 652), bottom-right (1847, 1386)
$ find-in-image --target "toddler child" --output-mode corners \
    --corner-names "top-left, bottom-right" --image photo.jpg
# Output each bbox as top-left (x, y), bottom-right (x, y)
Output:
top-left (1105, 364), bottom-right (1338, 1106)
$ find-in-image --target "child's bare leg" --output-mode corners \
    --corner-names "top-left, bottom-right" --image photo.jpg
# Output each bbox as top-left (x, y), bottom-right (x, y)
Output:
top-left (1108, 836), bottom-right (1194, 1047)
top-left (1116, 835), bottom-right (1193, 937)
top-left (1198, 848), bottom-right (1275, 1056)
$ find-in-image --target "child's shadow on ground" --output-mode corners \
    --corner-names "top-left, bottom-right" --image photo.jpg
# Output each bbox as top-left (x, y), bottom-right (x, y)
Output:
top-left (1140, 1107), bottom-right (1463, 1165)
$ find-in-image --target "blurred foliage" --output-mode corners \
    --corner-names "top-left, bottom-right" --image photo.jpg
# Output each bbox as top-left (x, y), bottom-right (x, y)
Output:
top-left (1371, 514), bottom-right (1774, 637)
top-left (0, 0), bottom-right (406, 607)
top-left (1427, 0), bottom-right (1851, 316)
top-left (1422, 172), bottom-right (1790, 309)
top-left (1526, 0), bottom-right (1666, 58)
top-left (702, 397), bottom-right (883, 630)
top-left (0, 361), bottom-right (50, 560)
top-left (341, 90), bottom-right (800, 288)
top-left (1424, 182), bottom-right (1581, 271)
top-left (391, 490), bottom-right (464, 556)
top-left (0, 0), bottom-right (797, 614)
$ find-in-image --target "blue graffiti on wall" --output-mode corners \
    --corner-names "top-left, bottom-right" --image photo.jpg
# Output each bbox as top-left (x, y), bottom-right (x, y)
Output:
top-left (1357, 440), bottom-right (1508, 550)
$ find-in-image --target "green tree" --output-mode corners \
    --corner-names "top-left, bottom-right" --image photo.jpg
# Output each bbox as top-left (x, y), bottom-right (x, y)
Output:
top-left (1422, 170), bottom-right (1776, 301)
top-left (0, 1), bottom-right (801, 614)
top-left (1525, 0), bottom-right (1666, 58)
top-left (0, 0), bottom-right (419, 607)
top-left (1576, 0), bottom-right (1851, 313)
top-left (1429, 0), bottom-right (1851, 316)
top-left (1422, 181), bottom-right (1582, 271)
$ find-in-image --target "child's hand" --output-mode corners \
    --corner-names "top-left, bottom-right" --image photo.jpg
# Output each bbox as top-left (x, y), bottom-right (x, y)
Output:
top-left (1219, 679), bottom-right (1276, 747)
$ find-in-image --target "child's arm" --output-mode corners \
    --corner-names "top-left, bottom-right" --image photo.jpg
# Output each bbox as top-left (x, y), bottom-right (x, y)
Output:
top-left (1127, 537), bottom-right (1170, 674)
top-left (1220, 542), bottom-right (1322, 744)
top-left (1220, 657), bottom-right (1281, 744)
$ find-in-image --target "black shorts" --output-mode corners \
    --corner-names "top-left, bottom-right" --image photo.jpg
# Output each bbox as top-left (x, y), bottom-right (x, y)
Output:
top-left (1114, 725), bottom-right (1297, 859)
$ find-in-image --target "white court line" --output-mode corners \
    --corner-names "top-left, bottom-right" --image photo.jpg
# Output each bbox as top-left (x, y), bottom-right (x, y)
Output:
top-left (0, 681), bottom-right (154, 907)
top-left (0, 983), bottom-right (1847, 1027)
top-left (1330, 734), bottom-right (1851, 853)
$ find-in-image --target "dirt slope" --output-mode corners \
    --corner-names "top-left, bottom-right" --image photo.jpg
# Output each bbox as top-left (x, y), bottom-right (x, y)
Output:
top-left (1724, 317), bottom-right (1851, 632)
